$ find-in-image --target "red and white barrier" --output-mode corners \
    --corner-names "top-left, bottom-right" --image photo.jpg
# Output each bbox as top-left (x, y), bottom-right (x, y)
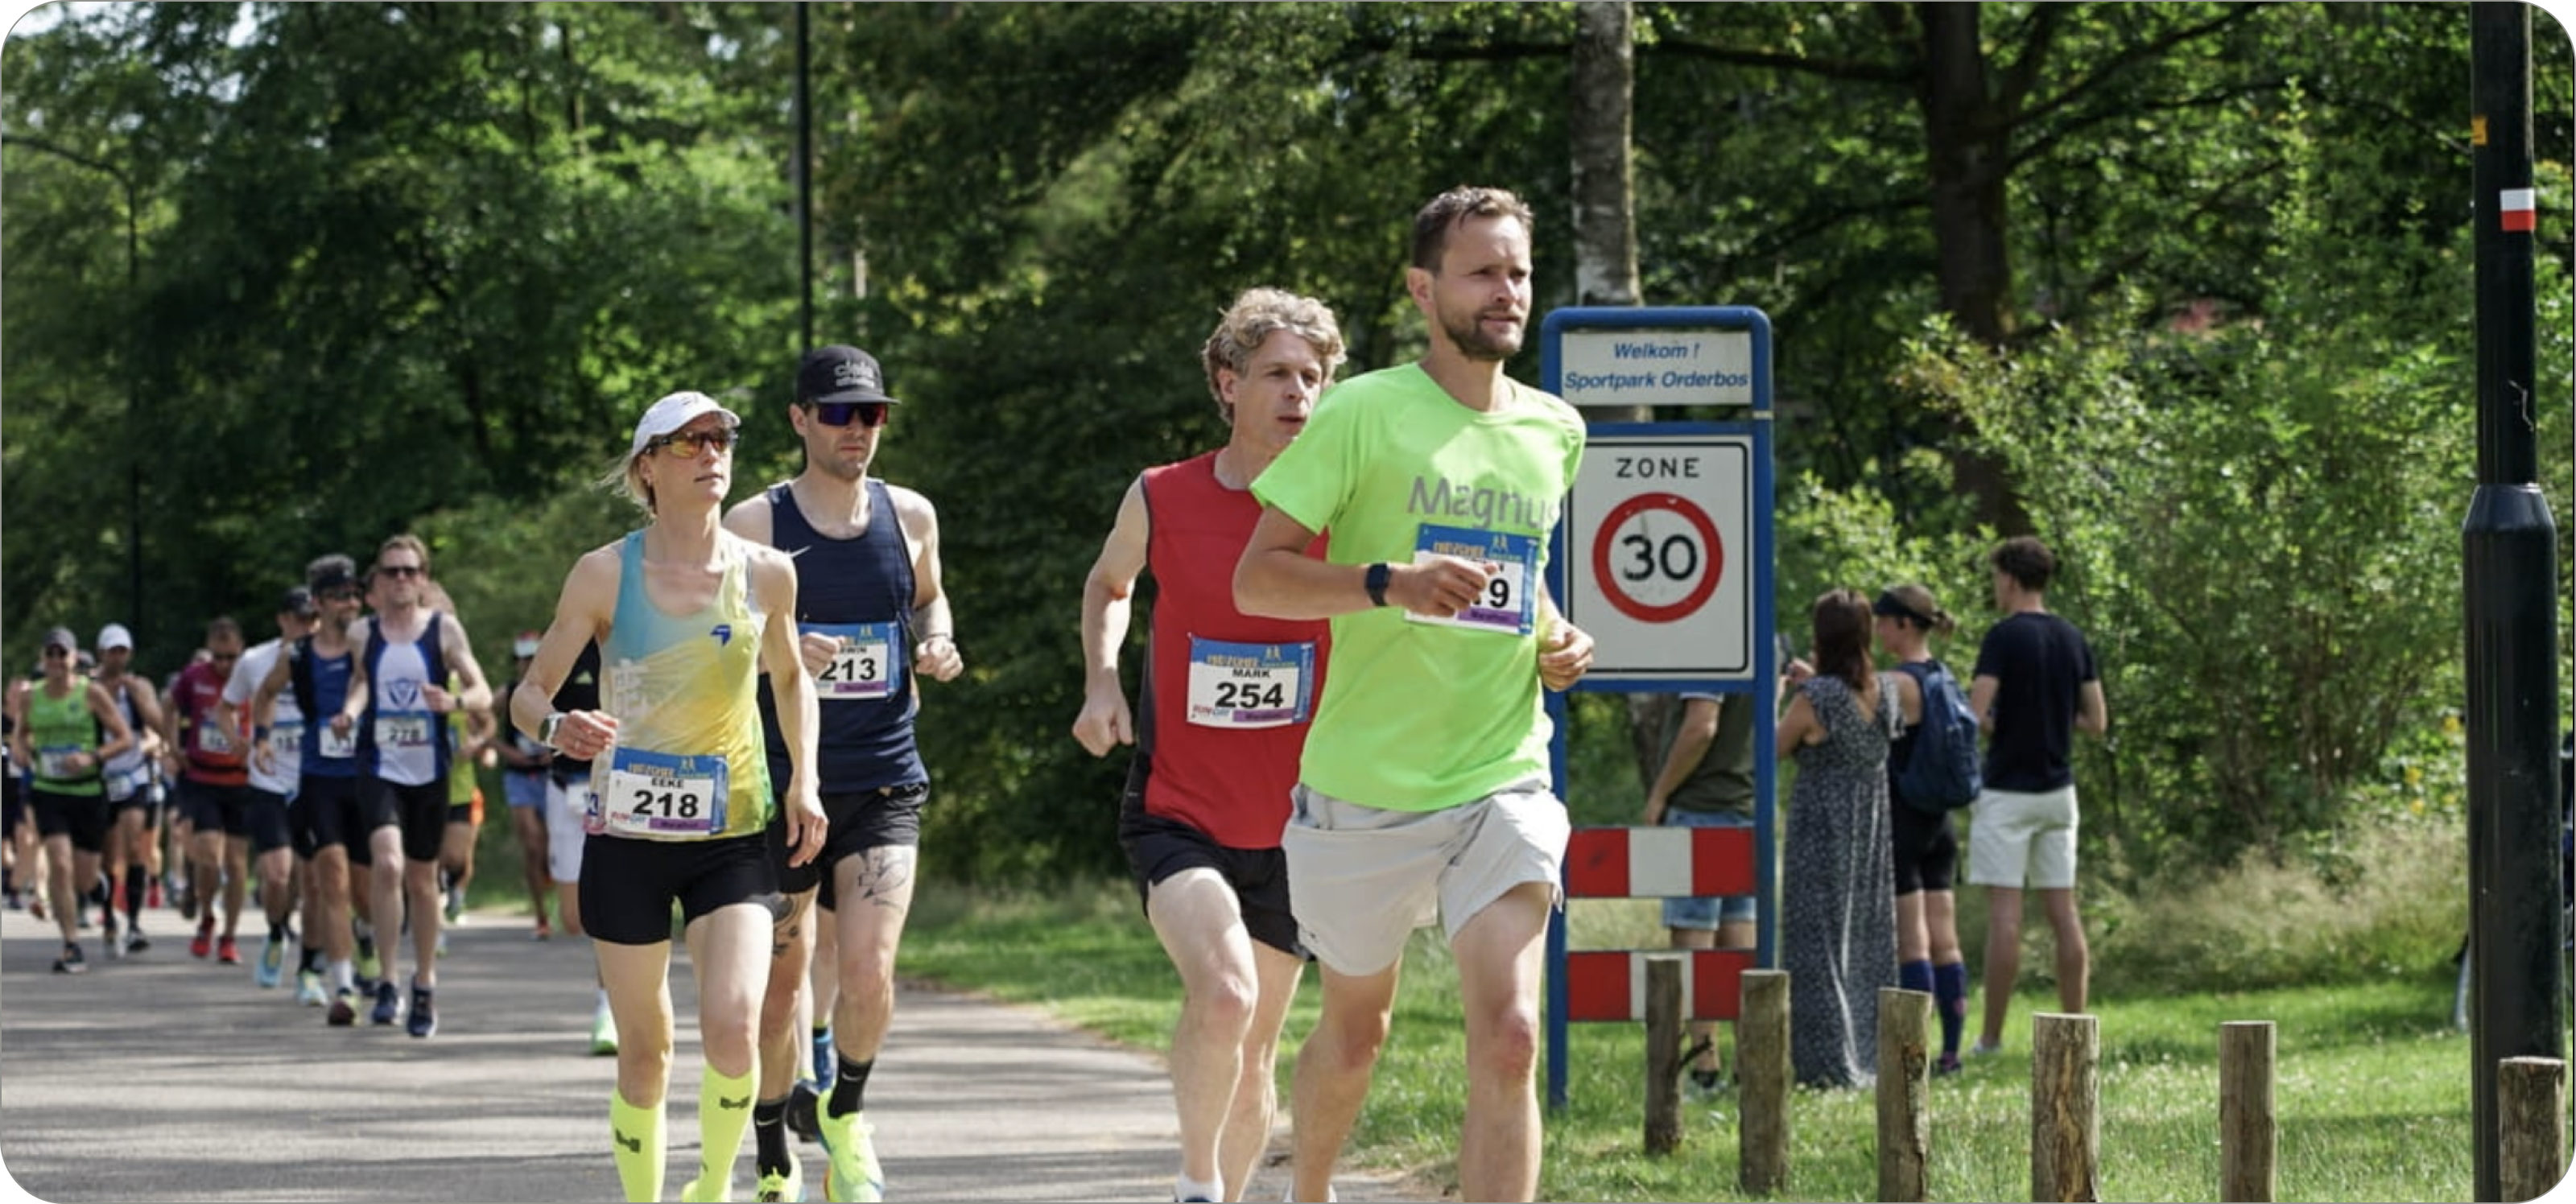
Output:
top-left (1564, 824), bottom-right (1756, 899)
top-left (1564, 948), bottom-right (1758, 1022)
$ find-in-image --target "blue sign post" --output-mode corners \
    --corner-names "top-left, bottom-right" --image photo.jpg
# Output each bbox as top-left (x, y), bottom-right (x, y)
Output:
top-left (1540, 306), bottom-right (1775, 1111)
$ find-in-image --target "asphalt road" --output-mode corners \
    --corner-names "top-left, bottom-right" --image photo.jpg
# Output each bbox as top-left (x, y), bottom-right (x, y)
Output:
top-left (0, 898), bottom-right (1418, 1203)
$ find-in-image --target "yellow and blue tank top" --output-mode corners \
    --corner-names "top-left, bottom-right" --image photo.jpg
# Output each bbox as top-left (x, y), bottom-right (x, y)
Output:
top-left (595, 530), bottom-right (773, 841)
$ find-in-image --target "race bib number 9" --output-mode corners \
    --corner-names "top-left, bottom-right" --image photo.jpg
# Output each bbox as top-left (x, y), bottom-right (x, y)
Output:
top-left (601, 748), bottom-right (729, 838)
top-left (809, 622), bottom-right (901, 701)
top-left (375, 711), bottom-right (435, 751)
top-left (1185, 637), bottom-right (1317, 729)
top-left (1404, 525), bottom-right (1538, 636)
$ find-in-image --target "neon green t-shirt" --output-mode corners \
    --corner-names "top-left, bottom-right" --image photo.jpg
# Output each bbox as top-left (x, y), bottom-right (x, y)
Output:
top-left (1249, 363), bottom-right (1585, 811)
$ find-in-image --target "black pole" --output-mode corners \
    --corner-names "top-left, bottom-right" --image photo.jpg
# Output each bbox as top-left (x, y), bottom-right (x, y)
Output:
top-left (2467, 6), bottom-right (2562, 1201)
top-left (795, 2), bottom-right (814, 353)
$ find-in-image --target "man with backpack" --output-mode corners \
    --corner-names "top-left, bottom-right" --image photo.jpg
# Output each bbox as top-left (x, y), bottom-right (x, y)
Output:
top-left (1873, 585), bottom-right (1975, 1074)
top-left (1963, 538), bottom-right (2107, 1057)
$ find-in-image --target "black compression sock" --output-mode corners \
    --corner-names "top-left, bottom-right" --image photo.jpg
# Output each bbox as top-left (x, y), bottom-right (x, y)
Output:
top-left (826, 1056), bottom-right (873, 1118)
top-left (123, 864), bottom-right (146, 917)
top-left (753, 1099), bottom-right (790, 1174)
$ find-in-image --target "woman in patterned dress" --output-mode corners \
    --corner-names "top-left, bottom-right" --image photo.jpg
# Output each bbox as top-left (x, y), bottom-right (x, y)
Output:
top-left (1775, 588), bottom-right (1920, 1087)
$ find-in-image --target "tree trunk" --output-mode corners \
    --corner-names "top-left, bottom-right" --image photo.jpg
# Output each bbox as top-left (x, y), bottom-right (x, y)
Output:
top-left (1914, 1), bottom-right (2032, 534)
top-left (1571, 2), bottom-right (1673, 786)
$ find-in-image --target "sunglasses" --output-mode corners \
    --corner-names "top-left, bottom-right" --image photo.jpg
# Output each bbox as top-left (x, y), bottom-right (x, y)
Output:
top-left (320, 588), bottom-right (362, 602)
top-left (646, 426), bottom-right (739, 459)
top-left (809, 402), bottom-right (890, 429)
top-left (41, 647), bottom-right (68, 659)
top-left (378, 564), bottom-right (423, 579)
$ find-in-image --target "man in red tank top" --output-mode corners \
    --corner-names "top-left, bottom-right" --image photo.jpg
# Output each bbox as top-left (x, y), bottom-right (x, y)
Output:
top-left (1073, 287), bottom-right (1346, 1204)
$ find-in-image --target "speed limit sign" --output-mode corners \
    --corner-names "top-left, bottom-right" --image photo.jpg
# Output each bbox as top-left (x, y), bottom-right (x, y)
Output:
top-left (1563, 433), bottom-right (1754, 681)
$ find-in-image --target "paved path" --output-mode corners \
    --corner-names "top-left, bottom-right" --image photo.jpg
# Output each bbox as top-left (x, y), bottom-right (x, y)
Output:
top-left (0, 901), bottom-right (1418, 1202)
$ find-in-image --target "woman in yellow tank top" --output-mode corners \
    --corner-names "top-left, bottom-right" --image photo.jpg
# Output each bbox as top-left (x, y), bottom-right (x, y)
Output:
top-left (511, 391), bottom-right (824, 1203)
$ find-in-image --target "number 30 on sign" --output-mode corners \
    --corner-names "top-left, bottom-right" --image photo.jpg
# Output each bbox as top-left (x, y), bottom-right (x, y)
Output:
top-left (1589, 492), bottom-right (1721, 624)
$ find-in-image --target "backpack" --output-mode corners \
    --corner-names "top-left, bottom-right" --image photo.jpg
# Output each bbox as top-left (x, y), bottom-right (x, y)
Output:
top-left (1894, 660), bottom-right (1982, 814)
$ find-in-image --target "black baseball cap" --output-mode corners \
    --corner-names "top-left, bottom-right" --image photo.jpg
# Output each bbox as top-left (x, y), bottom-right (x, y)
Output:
top-left (279, 587), bottom-right (317, 619)
top-left (796, 345), bottom-right (901, 407)
top-left (39, 626), bottom-right (76, 653)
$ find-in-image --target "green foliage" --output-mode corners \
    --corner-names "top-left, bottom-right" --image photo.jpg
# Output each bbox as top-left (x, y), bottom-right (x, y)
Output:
top-left (1897, 95), bottom-right (2498, 875)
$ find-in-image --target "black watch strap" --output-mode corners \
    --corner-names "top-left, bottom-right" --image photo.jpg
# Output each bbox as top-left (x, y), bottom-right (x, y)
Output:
top-left (1364, 562), bottom-right (1392, 608)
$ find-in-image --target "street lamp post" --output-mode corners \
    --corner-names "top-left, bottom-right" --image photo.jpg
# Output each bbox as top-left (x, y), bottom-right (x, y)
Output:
top-left (4, 133), bottom-right (143, 632)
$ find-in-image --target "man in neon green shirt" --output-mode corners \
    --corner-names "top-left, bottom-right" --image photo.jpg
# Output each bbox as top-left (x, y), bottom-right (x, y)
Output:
top-left (1236, 185), bottom-right (1593, 1204)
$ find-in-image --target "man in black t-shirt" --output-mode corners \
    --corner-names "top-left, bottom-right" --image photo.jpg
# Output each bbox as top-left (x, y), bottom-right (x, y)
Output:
top-left (1963, 536), bottom-right (2107, 1056)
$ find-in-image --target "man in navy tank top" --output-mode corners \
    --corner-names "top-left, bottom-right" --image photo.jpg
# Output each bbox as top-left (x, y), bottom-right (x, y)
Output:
top-left (726, 343), bottom-right (962, 1204)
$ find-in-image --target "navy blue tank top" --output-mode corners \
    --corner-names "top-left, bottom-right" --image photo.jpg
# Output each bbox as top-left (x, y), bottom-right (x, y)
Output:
top-left (757, 480), bottom-right (927, 793)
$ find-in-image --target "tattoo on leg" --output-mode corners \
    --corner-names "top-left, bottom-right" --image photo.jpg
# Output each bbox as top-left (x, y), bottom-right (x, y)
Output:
top-left (852, 848), bottom-right (914, 910)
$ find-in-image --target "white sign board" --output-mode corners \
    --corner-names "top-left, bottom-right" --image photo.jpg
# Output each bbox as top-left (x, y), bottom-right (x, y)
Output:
top-left (1564, 434), bottom-right (1754, 681)
top-left (1557, 328), bottom-right (1757, 408)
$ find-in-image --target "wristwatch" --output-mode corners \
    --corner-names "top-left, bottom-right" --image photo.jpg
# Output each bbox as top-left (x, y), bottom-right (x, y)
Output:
top-left (1364, 563), bottom-right (1392, 608)
top-left (539, 711), bottom-right (568, 751)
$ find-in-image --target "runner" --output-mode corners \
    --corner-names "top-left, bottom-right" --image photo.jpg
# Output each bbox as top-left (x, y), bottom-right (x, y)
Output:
top-left (727, 344), bottom-right (963, 1203)
top-left (332, 534), bottom-right (495, 1036)
top-left (496, 632), bottom-right (556, 940)
top-left (9, 626), bottom-right (139, 974)
top-left (220, 588), bottom-right (320, 993)
top-left (512, 389), bottom-right (824, 1203)
top-left (169, 617), bottom-right (256, 967)
top-left (93, 623), bottom-right (167, 957)
top-left (1071, 287), bottom-right (1344, 1204)
top-left (250, 555), bottom-right (375, 1024)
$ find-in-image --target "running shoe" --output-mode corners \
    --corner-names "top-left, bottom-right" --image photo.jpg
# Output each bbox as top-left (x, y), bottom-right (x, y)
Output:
top-left (1934, 1053), bottom-right (1963, 1077)
top-left (51, 942), bottom-right (86, 975)
top-left (255, 934), bottom-right (287, 988)
top-left (784, 1080), bottom-right (821, 1144)
top-left (354, 934), bottom-right (381, 983)
top-left (174, 885), bottom-right (194, 921)
top-left (371, 979), bottom-right (402, 1025)
top-left (112, 923), bottom-right (134, 960)
top-left (436, 929), bottom-right (449, 959)
top-left (679, 1173), bottom-right (734, 1203)
top-left (190, 916), bottom-right (215, 959)
top-left (444, 889), bottom-right (464, 926)
top-left (27, 892), bottom-right (45, 921)
top-left (297, 970), bottom-right (328, 1007)
top-left (754, 1152), bottom-right (803, 1203)
top-left (147, 879), bottom-right (163, 910)
top-left (407, 983), bottom-right (436, 1038)
top-left (815, 1108), bottom-right (883, 1203)
top-left (589, 1000), bottom-right (619, 1056)
top-left (328, 987), bottom-right (358, 1026)
top-left (532, 916), bottom-right (551, 941)
top-left (123, 922), bottom-right (148, 954)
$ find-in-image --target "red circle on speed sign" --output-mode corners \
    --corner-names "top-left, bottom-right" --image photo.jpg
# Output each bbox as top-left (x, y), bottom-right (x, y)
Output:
top-left (1591, 492), bottom-right (1722, 624)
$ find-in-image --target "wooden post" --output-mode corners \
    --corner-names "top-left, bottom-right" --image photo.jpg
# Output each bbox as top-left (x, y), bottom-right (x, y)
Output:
top-left (2218, 1021), bottom-right (2275, 1202)
top-left (1876, 988), bottom-right (1932, 1202)
top-left (1645, 955), bottom-right (1683, 1154)
top-left (1740, 968), bottom-right (1790, 1194)
top-left (2029, 1012), bottom-right (2100, 1202)
top-left (2499, 1057), bottom-right (2569, 1202)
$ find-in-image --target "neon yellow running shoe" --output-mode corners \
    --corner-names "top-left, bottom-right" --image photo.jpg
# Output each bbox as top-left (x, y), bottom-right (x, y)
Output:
top-left (754, 1152), bottom-right (803, 1203)
top-left (815, 1108), bottom-right (882, 1202)
top-left (589, 1000), bottom-right (619, 1056)
top-left (679, 1173), bottom-right (733, 1202)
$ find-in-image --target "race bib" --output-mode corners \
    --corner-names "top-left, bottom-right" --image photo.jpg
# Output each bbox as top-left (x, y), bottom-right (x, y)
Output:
top-left (374, 710), bottom-right (435, 752)
top-left (105, 761), bottom-right (151, 802)
top-left (36, 745), bottom-right (80, 780)
top-left (317, 724), bottom-right (357, 760)
top-left (195, 714), bottom-right (239, 757)
top-left (599, 748), bottom-right (729, 838)
top-left (1185, 637), bottom-right (1316, 729)
top-left (269, 720), bottom-right (305, 763)
top-left (809, 621), bottom-right (901, 701)
top-left (1404, 525), bottom-right (1538, 636)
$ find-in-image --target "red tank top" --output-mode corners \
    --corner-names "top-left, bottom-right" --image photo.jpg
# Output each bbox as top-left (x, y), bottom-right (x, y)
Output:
top-left (175, 660), bottom-right (249, 786)
top-left (1141, 452), bottom-right (1328, 848)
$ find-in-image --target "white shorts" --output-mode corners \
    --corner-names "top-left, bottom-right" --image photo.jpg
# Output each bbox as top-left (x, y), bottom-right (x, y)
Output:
top-left (543, 774), bottom-right (591, 884)
top-left (1282, 777), bottom-right (1568, 977)
top-left (1966, 785), bottom-right (2079, 890)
